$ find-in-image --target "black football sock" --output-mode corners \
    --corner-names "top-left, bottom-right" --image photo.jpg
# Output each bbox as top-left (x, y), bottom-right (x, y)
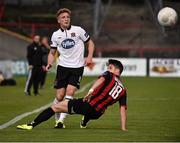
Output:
top-left (28, 107), bottom-right (55, 127)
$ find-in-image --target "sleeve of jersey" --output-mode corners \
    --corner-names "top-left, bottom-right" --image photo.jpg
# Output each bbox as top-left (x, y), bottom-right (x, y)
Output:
top-left (27, 45), bottom-right (33, 65)
top-left (79, 27), bottom-right (90, 43)
top-left (98, 71), bottom-right (111, 81)
top-left (119, 91), bottom-right (127, 109)
top-left (50, 33), bottom-right (57, 49)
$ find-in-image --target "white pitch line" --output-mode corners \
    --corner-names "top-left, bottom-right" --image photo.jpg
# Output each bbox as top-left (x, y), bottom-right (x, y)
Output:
top-left (0, 81), bottom-right (94, 130)
top-left (0, 103), bottom-right (52, 130)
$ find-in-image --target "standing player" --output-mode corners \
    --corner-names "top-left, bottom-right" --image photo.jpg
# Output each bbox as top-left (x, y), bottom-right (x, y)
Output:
top-left (24, 35), bottom-right (43, 96)
top-left (17, 59), bottom-right (127, 131)
top-left (45, 8), bottom-right (95, 128)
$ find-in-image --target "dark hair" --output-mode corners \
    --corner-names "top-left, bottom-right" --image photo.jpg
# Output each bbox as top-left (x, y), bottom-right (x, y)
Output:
top-left (108, 59), bottom-right (124, 74)
top-left (56, 8), bottom-right (71, 18)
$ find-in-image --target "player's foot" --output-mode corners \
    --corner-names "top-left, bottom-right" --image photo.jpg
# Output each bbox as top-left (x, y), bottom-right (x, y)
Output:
top-left (80, 116), bottom-right (87, 128)
top-left (40, 85), bottom-right (44, 89)
top-left (17, 124), bottom-right (33, 130)
top-left (25, 92), bottom-right (31, 96)
top-left (54, 121), bottom-right (65, 129)
top-left (34, 92), bottom-right (40, 96)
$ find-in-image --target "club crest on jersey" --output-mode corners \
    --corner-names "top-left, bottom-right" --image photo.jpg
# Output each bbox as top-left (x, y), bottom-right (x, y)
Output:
top-left (61, 39), bottom-right (75, 49)
top-left (71, 33), bottom-right (76, 37)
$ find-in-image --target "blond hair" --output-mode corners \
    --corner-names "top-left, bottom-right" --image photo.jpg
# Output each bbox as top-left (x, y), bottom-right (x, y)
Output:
top-left (56, 8), bottom-right (71, 18)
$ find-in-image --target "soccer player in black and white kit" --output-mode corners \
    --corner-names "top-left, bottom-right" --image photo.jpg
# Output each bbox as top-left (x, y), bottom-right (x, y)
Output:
top-left (17, 59), bottom-right (127, 131)
top-left (45, 8), bottom-right (95, 128)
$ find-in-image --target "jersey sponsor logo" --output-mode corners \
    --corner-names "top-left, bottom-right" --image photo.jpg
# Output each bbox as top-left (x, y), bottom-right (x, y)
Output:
top-left (61, 39), bottom-right (75, 49)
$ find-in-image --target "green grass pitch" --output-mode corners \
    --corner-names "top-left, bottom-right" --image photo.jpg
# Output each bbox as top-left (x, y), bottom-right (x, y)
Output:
top-left (0, 74), bottom-right (180, 142)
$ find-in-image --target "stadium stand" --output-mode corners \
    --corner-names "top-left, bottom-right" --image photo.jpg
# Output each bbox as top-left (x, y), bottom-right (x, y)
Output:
top-left (0, 0), bottom-right (180, 59)
top-left (0, 28), bottom-right (31, 60)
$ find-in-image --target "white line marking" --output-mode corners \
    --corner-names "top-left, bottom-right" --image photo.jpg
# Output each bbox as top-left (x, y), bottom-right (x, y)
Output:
top-left (129, 98), bottom-right (180, 101)
top-left (0, 81), bottom-right (94, 129)
top-left (0, 103), bottom-right (52, 129)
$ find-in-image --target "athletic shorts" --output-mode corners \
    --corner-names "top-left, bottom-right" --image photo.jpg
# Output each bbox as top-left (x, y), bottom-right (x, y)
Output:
top-left (68, 98), bottom-right (102, 119)
top-left (54, 65), bottom-right (84, 89)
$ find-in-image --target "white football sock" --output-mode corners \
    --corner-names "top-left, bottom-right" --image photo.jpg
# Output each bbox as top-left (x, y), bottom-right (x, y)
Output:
top-left (53, 98), bottom-right (61, 122)
top-left (58, 95), bottom-right (73, 123)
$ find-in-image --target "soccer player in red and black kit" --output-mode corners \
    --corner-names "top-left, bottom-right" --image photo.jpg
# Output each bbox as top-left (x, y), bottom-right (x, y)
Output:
top-left (17, 59), bottom-right (127, 131)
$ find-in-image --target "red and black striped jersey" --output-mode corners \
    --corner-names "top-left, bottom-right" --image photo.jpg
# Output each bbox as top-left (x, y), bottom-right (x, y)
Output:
top-left (88, 71), bottom-right (127, 113)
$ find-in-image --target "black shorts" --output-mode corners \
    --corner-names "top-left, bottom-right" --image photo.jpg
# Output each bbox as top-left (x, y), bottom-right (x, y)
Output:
top-left (68, 98), bottom-right (102, 119)
top-left (54, 65), bottom-right (84, 89)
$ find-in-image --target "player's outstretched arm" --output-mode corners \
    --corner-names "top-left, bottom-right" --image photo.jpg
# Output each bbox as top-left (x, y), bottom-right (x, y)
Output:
top-left (120, 105), bottom-right (127, 131)
top-left (83, 77), bottom-right (105, 102)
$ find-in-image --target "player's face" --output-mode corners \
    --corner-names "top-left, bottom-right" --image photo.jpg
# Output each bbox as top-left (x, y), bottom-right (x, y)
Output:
top-left (108, 64), bottom-right (120, 76)
top-left (33, 35), bottom-right (40, 43)
top-left (57, 12), bottom-right (71, 29)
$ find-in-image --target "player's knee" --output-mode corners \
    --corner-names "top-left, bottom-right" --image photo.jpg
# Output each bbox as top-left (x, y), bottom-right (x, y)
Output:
top-left (56, 93), bottom-right (65, 101)
top-left (51, 104), bottom-right (59, 112)
top-left (66, 88), bottom-right (76, 95)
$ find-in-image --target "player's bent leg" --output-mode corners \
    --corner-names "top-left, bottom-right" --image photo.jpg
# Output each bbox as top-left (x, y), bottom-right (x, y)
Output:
top-left (54, 88), bottom-right (66, 128)
top-left (56, 85), bottom-right (77, 128)
top-left (56, 95), bottom-right (73, 128)
top-left (53, 100), bottom-right (69, 128)
top-left (66, 84), bottom-right (77, 96)
top-left (56, 88), bottom-right (66, 101)
top-left (53, 98), bottom-right (61, 121)
top-left (17, 107), bottom-right (55, 130)
top-left (17, 101), bottom-right (69, 130)
top-left (51, 100), bottom-right (69, 113)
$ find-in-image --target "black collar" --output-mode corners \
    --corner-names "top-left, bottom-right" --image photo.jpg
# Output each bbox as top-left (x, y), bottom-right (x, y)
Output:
top-left (60, 25), bottom-right (71, 32)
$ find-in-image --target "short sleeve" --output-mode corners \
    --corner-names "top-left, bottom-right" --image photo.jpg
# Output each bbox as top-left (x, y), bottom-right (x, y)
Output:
top-left (98, 71), bottom-right (112, 81)
top-left (50, 33), bottom-right (58, 48)
top-left (119, 91), bottom-right (127, 109)
top-left (79, 27), bottom-right (90, 43)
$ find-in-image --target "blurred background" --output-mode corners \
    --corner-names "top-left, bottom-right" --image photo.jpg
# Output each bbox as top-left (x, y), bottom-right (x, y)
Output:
top-left (0, 0), bottom-right (180, 77)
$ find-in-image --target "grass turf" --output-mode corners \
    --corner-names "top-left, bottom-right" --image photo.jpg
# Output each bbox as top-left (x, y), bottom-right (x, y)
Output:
top-left (0, 74), bottom-right (180, 142)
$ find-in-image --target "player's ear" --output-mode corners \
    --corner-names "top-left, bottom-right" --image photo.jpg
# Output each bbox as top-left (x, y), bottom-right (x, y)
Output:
top-left (57, 17), bottom-right (60, 24)
top-left (109, 64), bottom-right (113, 70)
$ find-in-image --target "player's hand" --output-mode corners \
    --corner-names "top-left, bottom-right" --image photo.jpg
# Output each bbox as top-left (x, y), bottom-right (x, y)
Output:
top-left (83, 94), bottom-right (92, 102)
top-left (45, 64), bottom-right (52, 72)
top-left (29, 65), bottom-right (33, 70)
top-left (83, 88), bottom-right (94, 102)
top-left (84, 57), bottom-right (93, 66)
